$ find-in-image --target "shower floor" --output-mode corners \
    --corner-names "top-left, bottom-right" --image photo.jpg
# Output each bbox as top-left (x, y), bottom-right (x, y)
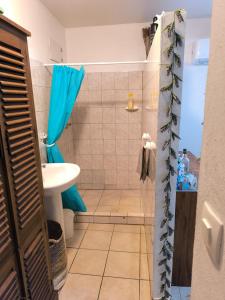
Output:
top-left (80, 189), bottom-right (144, 215)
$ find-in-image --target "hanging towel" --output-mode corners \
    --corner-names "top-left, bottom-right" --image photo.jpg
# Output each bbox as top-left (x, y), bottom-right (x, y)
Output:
top-left (137, 147), bottom-right (151, 182)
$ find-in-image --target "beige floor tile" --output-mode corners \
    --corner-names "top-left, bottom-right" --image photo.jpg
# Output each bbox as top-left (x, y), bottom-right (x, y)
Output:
top-left (66, 230), bottom-right (86, 248)
top-left (120, 197), bottom-right (141, 206)
top-left (105, 251), bottom-right (139, 279)
top-left (99, 277), bottom-right (139, 300)
top-left (102, 189), bottom-right (121, 197)
top-left (140, 280), bottom-right (151, 300)
top-left (99, 198), bottom-right (120, 206)
top-left (67, 248), bottom-right (77, 271)
top-left (118, 205), bottom-right (142, 213)
top-left (140, 254), bottom-right (149, 280)
top-left (110, 232), bottom-right (140, 252)
top-left (84, 198), bottom-right (100, 206)
top-left (121, 190), bottom-right (142, 197)
top-left (88, 223), bottom-right (114, 232)
top-left (85, 190), bottom-right (103, 197)
top-left (114, 224), bottom-right (141, 233)
top-left (80, 230), bottom-right (112, 250)
top-left (96, 205), bottom-right (117, 212)
top-left (74, 222), bottom-right (89, 230)
top-left (141, 234), bottom-right (147, 253)
top-left (86, 205), bottom-right (98, 212)
top-left (70, 249), bottom-right (107, 276)
top-left (59, 273), bottom-right (101, 300)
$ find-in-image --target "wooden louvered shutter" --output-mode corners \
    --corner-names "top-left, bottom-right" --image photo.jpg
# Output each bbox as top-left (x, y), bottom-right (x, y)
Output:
top-left (0, 152), bottom-right (23, 299)
top-left (0, 15), bottom-right (57, 299)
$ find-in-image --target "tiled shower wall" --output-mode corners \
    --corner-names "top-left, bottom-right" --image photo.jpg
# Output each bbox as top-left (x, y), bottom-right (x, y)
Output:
top-left (31, 60), bottom-right (73, 162)
top-left (31, 63), bottom-right (145, 190)
top-left (72, 71), bottom-right (143, 190)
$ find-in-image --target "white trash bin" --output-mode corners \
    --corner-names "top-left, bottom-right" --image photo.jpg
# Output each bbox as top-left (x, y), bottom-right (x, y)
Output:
top-left (63, 209), bottom-right (74, 240)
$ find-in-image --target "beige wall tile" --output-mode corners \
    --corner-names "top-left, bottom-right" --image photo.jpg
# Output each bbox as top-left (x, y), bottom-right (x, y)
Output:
top-left (128, 140), bottom-right (141, 155)
top-left (115, 72), bottom-right (128, 90)
top-left (103, 140), bottom-right (116, 154)
top-left (101, 72), bottom-right (115, 90)
top-left (92, 170), bottom-right (104, 184)
top-left (89, 90), bottom-right (102, 105)
top-left (103, 123), bottom-right (116, 139)
top-left (88, 107), bottom-right (102, 123)
top-left (92, 155), bottom-right (104, 170)
top-left (90, 124), bottom-right (103, 139)
top-left (80, 170), bottom-right (93, 184)
top-left (91, 140), bottom-right (103, 154)
top-left (115, 90), bottom-right (128, 105)
top-left (102, 90), bottom-right (115, 105)
top-left (78, 155), bottom-right (92, 170)
top-left (128, 109), bottom-right (142, 123)
top-left (87, 73), bottom-right (101, 90)
top-left (116, 106), bottom-right (128, 123)
top-left (116, 123), bottom-right (128, 139)
top-left (104, 155), bottom-right (116, 170)
top-left (105, 170), bottom-right (117, 185)
top-left (78, 139), bottom-right (92, 154)
top-left (117, 170), bottom-right (129, 188)
top-left (128, 123), bottom-right (142, 139)
top-left (116, 155), bottom-right (129, 170)
top-left (103, 107), bottom-right (115, 123)
top-left (116, 140), bottom-right (128, 155)
top-left (129, 71), bottom-right (142, 90)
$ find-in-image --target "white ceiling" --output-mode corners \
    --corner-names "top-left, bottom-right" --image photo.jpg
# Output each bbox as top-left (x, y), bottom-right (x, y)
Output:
top-left (41, 0), bottom-right (212, 28)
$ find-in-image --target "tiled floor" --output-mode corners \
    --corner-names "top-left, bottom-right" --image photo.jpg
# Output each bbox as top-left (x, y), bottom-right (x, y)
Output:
top-left (59, 222), bottom-right (152, 300)
top-left (81, 189), bottom-right (145, 214)
top-left (171, 286), bottom-right (191, 300)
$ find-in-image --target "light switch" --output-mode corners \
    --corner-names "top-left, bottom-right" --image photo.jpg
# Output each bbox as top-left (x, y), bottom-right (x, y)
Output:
top-left (201, 202), bottom-right (224, 266)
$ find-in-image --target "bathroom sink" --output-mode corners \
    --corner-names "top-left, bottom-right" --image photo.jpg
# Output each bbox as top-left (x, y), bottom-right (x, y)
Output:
top-left (41, 163), bottom-right (80, 265)
top-left (41, 163), bottom-right (80, 195)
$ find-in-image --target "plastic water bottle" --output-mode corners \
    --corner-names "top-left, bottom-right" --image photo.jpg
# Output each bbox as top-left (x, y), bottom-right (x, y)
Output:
top-left (181, 149), bottom-right (190, 174)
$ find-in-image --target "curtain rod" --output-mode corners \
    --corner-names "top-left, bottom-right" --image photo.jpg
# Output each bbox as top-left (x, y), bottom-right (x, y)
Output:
top-left (44, 60), bottom-right (148, 67)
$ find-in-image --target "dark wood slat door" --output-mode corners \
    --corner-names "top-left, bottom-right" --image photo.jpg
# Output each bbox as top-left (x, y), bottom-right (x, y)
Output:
top-left (0, 150), bottom-right (24, 299)
top-left (172, 191), bottom-right (197, 286)
top-left (0, 15), bottom-right (56, 299)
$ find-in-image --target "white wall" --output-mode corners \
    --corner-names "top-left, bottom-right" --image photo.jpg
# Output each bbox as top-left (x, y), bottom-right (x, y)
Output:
top-left (185, 18), bottom-right (211, 64)
top-left (65, 22), bottom-right (149, 63)
top-left (1, 0), bottom-right (66, 63)
top-left (191, 0), bottom-right (225, 299)
top-left (179, 65), bottom-right (208, 157)
top-left (179, 18), bottom-right (211, 157)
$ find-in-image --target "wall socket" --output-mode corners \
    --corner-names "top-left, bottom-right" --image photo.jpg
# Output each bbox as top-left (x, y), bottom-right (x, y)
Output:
top-left (201, 201), bottom-right (224, 266)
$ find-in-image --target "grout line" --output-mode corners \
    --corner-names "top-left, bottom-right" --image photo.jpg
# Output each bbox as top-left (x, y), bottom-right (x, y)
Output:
top-left (67, 248), bottom-right (79, 273)
top-left (97, 225), bottom-right (114, 300)
top-left (139, 229), bottom-right (141, 300)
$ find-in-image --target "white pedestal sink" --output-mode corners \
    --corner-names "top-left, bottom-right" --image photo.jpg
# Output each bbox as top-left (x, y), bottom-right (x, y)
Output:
top-left (41, 163), bottom-right (80, 290)
top-left (41, 163), bottom-right (80, 237)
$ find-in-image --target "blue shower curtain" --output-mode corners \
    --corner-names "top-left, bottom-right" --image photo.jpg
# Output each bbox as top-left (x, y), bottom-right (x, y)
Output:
top-left (47, 65), bottom-right (87, 212)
